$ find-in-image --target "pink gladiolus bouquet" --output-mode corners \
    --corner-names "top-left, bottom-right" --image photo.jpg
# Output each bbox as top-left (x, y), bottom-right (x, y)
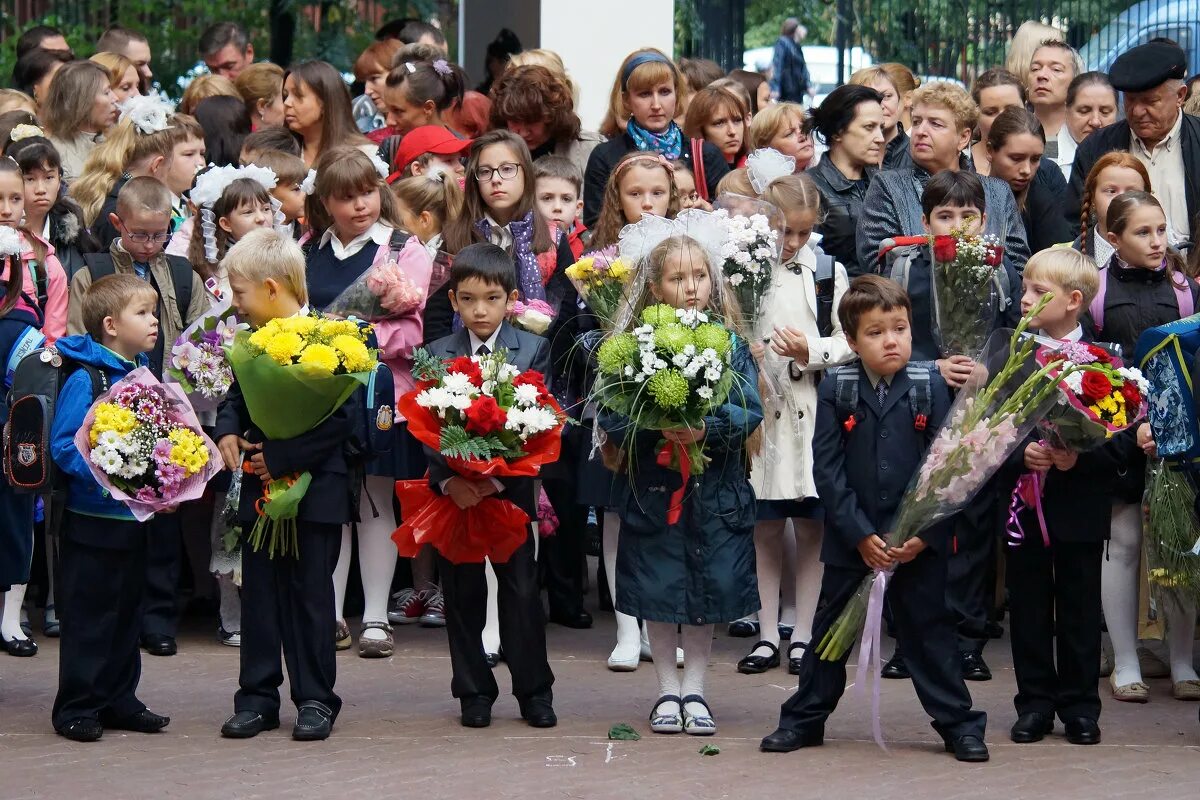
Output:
top-left (326, 236), bottom-right (430, 321)
top-left (510, 299), bottom-right (555, 335)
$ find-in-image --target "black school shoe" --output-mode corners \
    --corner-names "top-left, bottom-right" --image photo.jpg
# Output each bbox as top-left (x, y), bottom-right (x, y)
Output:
top-left (943, 734), bottom-right (990, 762)
top-left (56, 718), bottom-right (103, 742)
top-left (140, 634), bottom-right (177, 657)
top-left (519, 695), bottom-right (557, 728)
top-left (103, 709), bottom-right (170, 733)
top-left (1010, 712), bottom-right (1053, 743)
top-left (1064, 717), bottom-right (1101, 745)
top-left (736, 641), bottom-right (780, 674)
top-left (292, 701), bottom-right (334, 741)
top-left (461, 697), bottom-right (493, 728)
top-left (760, 727), bottom-right (824, 752)
top-left (961, 652), bottom-right (992, 681)
top-left (881, 652), bottom-right (910, 679)
top-left (221, 710), bottom-right (281, 739)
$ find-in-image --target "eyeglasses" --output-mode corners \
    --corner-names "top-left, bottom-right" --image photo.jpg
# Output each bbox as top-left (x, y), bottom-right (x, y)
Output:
top-left (474, 162), bottom-right (521, 182)
top-left (122, 231), bottom-right (172, 245)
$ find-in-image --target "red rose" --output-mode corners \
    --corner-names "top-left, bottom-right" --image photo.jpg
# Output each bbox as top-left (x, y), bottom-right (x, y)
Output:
top-left (448, 356), bottom-right (483, 386)
top-left (464, 395), bottom-right (505, 436)
top-left (932, 235), bottom-right (957, 263)
top-left (985, 245), bottom-right (1003, 267)
top-left (1120, 381), bottom-right (1142, 410)
top-left (1080, 371), bottom-right (1113, 405)
top-left (1086, 345), bottom-right (1112, 365)
top-left (514, 370), bottom-right (548, 394)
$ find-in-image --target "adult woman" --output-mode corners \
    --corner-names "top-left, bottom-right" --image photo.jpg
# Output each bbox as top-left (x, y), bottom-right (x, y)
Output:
top-left (508, 49), bottom-right (580, 106)
top-left (849, 66), bottom-right (909, 169)
top-left (749, 103), bottom-right (814, 171)
top-left (234, 62), bottom-right (286, 128)
top-left (489, 65), bottom-right (603, 180)
top-left (11, 48), bottom-right (71, 111)
top-left (726, 69), bottom-right (771, 115)
top-left (880, 63), bottom-right (919, 131)
top-left (351, 39), bottom-right (402, 137)
top-left (90, 52), bottom-right (141, 104)
top-left (284, 60), bottom-right (374, 166)
top-left (683, 85), bottom-right (750, 169)
top-left (195, 95), bottom-right (251, 168)
top-left (969, 69), bottom-right (1027, 177)
top-left (1057, 72), bottom-right (1118, 180)
top-left (583, 49), bottom-right (728, 227)
top-left (382, 58), bottom-right (467, 137)
top-left (986, 107), bottom-right (1073, 251)
top-left (42, 61), bottom-right (119, 182)
top-left (806, 84), bottom-right (884, 276)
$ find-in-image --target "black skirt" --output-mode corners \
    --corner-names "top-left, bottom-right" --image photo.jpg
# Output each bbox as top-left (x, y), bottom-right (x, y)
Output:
top-left (366, 422), bottom-right (429, 480)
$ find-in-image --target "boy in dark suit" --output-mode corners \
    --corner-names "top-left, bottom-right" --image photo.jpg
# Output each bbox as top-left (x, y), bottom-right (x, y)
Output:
top-left (1004, 249), bottom-right (1133, 745)
top-left (214, 230), bottom-right (355, 741)
top-left (426, 242), bottom-right (556, 729)
top-left (761, 275), bottom-right (989, 761)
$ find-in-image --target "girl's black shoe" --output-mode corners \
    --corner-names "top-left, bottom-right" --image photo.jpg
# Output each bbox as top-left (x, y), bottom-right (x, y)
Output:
top-left (736, 641), bottom-right (780, 674)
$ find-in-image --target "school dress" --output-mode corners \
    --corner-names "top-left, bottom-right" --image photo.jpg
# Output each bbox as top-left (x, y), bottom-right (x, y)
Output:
top-left (776, 363), bottom-right (987, 741)
top-left (600, 339), bottom-right (763, 625)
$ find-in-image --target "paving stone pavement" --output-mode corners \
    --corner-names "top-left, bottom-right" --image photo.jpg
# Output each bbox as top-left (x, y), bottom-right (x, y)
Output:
top-left (2, 613), bottom-right (1199, 800)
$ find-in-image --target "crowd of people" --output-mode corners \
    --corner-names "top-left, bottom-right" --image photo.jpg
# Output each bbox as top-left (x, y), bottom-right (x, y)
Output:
top-left (0, 14), bottom-right (1198, 760)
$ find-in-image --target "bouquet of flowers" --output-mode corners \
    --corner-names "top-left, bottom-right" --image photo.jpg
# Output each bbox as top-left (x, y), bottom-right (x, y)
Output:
top-left (711, 196), bottom-right (782, 336)
top-left (392, 347), bottom-right (566, 564)
top-left (929, 222), bottom-right (1004, 358)
top-left (1143, 461), bottom-right (1200, 602)
top-left (324, 235), bottom-right (429, 321)
top-left (564, 249), bottom-right (635, 330)
top-left (510, 299), bottom-right (555, 335)
top-left (1036, 340), bottom-right (1148, 451)
top-left (227, 314), bottom-right (379, 557)
top-left (74, 367), bottom-right (220, 521)
top-left (167, 300), bottom-right (247, 411)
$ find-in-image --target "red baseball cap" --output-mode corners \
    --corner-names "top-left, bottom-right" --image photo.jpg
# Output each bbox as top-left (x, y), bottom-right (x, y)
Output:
top-left (392, 125), bottom-right (472, 179)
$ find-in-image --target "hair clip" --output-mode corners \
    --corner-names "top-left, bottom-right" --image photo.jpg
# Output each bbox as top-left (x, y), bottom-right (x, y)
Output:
top-left (405, 62), bottom-right (417, 74)
top-left (433, 59), bottom-right (453, 76)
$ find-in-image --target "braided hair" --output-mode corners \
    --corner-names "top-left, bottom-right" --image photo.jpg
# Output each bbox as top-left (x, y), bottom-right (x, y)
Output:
top-left (1078, 152), bottom-right (1151, 256)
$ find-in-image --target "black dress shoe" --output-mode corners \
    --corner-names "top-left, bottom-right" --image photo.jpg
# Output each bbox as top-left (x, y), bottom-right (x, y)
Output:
top-left (760, 727), bottom-right (824, 752)
top-left (881, 652), bottom-right (910, 679)
top-left (4, 636), bottom-right (37, 657)
top-left (57, 718), bottom-right (103, 742)
top-left (293, 702), bottom-right (334, 741)
top-left (1064, 717), bottom-right (1101, 745)
top-left (1010, 712), bottom-right (1053, 743)
top-left (460, 698), bottom-right (493, 728)
top-left (519, 696), bottom-right (557, 728)
top-left (140, 634), bottom-right (177, 657)
top-left (221, 710), bottom-right (280, 739)
top-left (106, 709), bottom-right (170, 733)
top-left (961, 652), bottom-right (992, 681)
top-left (484, 651), bottom-right (501, 668)
top-left (944, 734), bottom-right (990, 762)
top-left (549, 610), bottom-right (593, 629)
top-left (737, 640), bottom-right (780, 674)
top-left (728, 619), bottom-right (760, 638)
top-left (787, 642), bottom-right (808, 675)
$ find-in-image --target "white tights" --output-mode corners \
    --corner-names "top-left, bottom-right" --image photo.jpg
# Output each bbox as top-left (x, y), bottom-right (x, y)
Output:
top-left (646, 621), bottom-right (713, 718)
top-left (749, 517), bottom-right (823, 657)
top-left (333, 476), bottom-right (399, 641)
top-left (1, 583), bottom-right (29, 642)
top-left (603, 511), bottom-right (642, 654)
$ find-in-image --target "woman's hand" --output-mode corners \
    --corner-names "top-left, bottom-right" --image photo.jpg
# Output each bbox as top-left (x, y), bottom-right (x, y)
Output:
top-left (936, 355), bottom-right (975, 388)
top-left (1137, 423), bottom-right (1157, 457)
top-left (770, 326), bottom-right (809, 365)
top-left (1024, 442), bottom-right (1053, 472)
top-left (662, 421), bottom-right (706, 444)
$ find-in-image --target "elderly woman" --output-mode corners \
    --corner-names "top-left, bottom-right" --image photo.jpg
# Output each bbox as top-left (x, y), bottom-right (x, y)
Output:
top-left (490, 65), bottom-right (602, 180)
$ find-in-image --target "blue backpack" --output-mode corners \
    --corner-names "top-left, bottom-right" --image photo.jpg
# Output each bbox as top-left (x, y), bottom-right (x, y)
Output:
top-left (1135, 313), bottom-right (1200, 466)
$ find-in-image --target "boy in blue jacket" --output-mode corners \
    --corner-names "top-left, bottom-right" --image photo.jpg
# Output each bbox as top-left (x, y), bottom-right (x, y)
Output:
top-left (50, 274), bottom-right (169, 742)
top-left (760, 275), bottom-right (988, 761)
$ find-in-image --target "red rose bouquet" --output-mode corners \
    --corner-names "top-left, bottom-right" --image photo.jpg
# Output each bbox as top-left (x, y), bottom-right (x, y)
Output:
top-left (392, 347), bottom-right (566, 563)
top-left (928, 222), bottom-right (1005, 358)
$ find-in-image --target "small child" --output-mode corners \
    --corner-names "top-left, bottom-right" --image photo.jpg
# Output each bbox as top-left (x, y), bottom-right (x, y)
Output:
top-left (184, 169), bottom-right (276, 294)
top-left (761, 275), bottom-right (988, 761)
top-left (389, 124), bottom-right (470, 181)
top-left (50, 274), bottom-right (169, 742)
top-left (216, 229), bottom-right (355, 741)
top-left (1072, 152), bottom-right (1150, 268)
top-left (247, 149), bottom-right (310, 239)
top-left (587, 151), bottom-right (680, 253)
top-left (671, 162), bottom-right (711, 211)
top-left (533, 154), bottom-right (586, 259)
top-left (425, 242), bottom-right (556, 730)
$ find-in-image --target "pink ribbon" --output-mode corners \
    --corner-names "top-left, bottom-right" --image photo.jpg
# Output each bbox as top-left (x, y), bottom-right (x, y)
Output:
top-left (1005, 470), bottom-right (1050, 548)
top-left (855, 568), bottom-right (893, 751)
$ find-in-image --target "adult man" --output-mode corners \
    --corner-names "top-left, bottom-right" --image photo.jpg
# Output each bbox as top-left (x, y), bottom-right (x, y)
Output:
top-left (16, 25), bottom-right (71, 59)
top-left (1028, 40), bottom-right (1079, 162)
top-left (770, 18), bottom-right (810, 104)
top-left (96, 26), bottom-right (153, 91)
top-left (1066, 40), bottom-right (1197, 244)
top-left (376, 18), bottom-right (448, 53)
top-left (198, 22), bottom-right (255, 80)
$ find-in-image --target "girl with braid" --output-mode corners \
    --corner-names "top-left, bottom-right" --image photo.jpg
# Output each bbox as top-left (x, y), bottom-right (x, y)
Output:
top-left (1071, 153), bottom-right (1151, 268)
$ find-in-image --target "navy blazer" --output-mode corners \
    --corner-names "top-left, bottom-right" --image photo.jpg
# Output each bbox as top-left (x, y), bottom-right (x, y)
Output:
top-left (812, 362), bottom-right (953, 569)
top-left (424, 321), bottom-right (552, 516)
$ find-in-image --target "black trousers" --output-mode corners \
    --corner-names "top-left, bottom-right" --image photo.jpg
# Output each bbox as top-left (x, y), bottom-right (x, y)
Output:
top-left (777, 552), bottom-right (986, 739)
top-left (52, 514), bottom-right (147, 729)
top-left (1006, 538), bottom-right (1103, 721)
top-left (141, 513), bottom-right (183, 638)
top-left (236, 521), bottom-right (342, 717)
top-left (437, 530), bottom-right (554, 704)
top-left (540, 476), bottom-right (589, 618)
top-left (946, 486), bottom-right (1000, 654)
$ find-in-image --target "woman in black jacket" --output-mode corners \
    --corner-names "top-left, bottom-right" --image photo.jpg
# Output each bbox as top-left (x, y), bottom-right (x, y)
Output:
top-left (985, 107), bottom-right (1073, 253)
top-left (806, 84), bottom-right (885, 277)
top-left (583, 49), bottom-right (728, 228)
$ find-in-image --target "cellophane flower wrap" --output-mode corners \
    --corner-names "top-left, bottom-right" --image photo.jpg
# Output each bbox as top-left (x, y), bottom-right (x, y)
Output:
top-left (564, 248), bottom-right (635, 330)
top-left (509, 299), bottom-right (555, 335)
top-left (928, 222), bottom-right (1004, 358)
top-left (1143, 461), bottom-right (1200, 603)
top-left (324, 236), bottom-right (428, 321)
top-left (711, 195), bottom-right (783, 337)
top-left (166, 299), bottom-right (247, 412)
top-left (73, 366), bottom-right (220, 522)
top-left (392, 347), bottom-right (566, 564)
top-left (227, 314), bottom-right (378, 557)
top-left (1035, 340), bottom-right (1148, 451)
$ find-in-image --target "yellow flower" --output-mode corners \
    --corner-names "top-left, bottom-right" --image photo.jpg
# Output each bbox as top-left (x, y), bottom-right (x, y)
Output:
top-left (264, 331), bottom-right (304, 365)
top-left (606, 258), bottom-right (631, 281)
top-left (90, 402), bottom-right (138, 444)
top-left (331, 334), bottom-right (373, 372)
top-left (286, 316), bottom-right (319, 336)
top-left (167, 427), bottom-right (209, 475)
top-left (248, 327), bottom-right (273, 351)
top-left (298, 343), bottom-right (341, 373)
top-left (322, 319), bottom-right (362, 339)
top-left (565, 258), bottom-right (594, 281)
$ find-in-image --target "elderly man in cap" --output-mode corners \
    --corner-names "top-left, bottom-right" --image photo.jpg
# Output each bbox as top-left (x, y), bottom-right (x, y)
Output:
top-left (1066, 39), bottom-right (1198, 244)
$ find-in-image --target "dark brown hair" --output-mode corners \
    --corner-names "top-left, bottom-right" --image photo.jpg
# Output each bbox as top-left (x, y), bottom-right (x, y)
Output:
top-left (385, 58), bottom-right (466, 112)
top-left (489, 65), bottom-right (580, 143)
top-left (682, 85), bottom-right (749, 165)
top-left (590, 152), bottom-right (679, 252)
top-left (283, 61), bottom-right (371, 151)
top-left (838, 274), bottom-right (913, 339)
top-left (985, 107), bottom-right (1045, 210)
top-left (1105, 190), bottom-right (1188, 278)
top-left (971, 67), bottom-right (1028, 106)
top-left (188, 176), bottom-right (273, 279)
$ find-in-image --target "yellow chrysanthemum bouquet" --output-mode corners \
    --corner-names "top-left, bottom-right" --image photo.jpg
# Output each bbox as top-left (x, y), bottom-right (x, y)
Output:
top-left (228, 314), bottom-right (380, 556)
top-left (564, 248), bottom-right (634, 330)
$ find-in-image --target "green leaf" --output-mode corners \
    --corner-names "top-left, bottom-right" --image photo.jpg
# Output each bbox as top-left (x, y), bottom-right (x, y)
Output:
top-left (607, 723), bottom-right (641, 741)
top-left (698, 744), bottom-right (720, 756)
top-left (411, 347), bottom-right (448, 384)
top-left (438, 427), bottom-right (519, 461)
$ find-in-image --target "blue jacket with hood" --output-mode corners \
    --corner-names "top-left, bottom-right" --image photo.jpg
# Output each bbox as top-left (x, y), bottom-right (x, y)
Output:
top-left (50, 334), bottom-right (148, 522)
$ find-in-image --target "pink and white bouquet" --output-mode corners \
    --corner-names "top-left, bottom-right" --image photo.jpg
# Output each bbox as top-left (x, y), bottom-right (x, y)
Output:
top-left (510, 299), bottom-right (555, 335)
top-left (167, 300), bottom-right (247, 411)
top-left (326, 236), bottom-right (429, 321)
top-left (74, 367), bottom-right (221, 521)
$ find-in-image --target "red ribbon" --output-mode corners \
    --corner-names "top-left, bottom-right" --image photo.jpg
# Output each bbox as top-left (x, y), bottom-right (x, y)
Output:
top-left (656, 441), bottom-right (690, 526)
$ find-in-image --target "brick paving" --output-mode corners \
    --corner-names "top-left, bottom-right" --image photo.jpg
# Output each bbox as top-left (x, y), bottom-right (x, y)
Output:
top-left (3, 609), bottom-right (1200, 800)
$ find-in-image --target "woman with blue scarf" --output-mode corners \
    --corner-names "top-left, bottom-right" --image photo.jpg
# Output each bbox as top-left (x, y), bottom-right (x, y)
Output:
top-left (582, 49), bottom-right (729, 228)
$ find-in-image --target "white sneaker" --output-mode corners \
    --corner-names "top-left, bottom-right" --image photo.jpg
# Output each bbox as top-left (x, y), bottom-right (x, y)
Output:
top-left (218, 627), bottom-right (241, 647)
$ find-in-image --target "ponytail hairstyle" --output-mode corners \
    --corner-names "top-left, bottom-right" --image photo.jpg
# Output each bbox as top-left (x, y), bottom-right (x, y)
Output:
top-left (385, 58), bottom-right (466, 114)
top-left (391, 167), bottom-right (464, 236)
top-left (1079, 151), bottom-right (1151, 255)
top-left (1105, 191), bottom-right (1187, 279)
top-left (590, 151), bottom-right (679, 252)
top-left (985, 107), bottom-right (1044, 211)
top-left (304, 145), bottom-right (406, 239)
top-left (187, 176), bottom-right (273, 280)
top-left (759, 171), bottom-right (824, 224)
top-left (7, 135), bottom-right (99, 254)
top-left (0, 158), bottom-right (40, 317)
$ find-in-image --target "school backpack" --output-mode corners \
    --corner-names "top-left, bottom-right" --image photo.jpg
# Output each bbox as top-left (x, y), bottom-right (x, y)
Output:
top-left (876, 236), bottom-right (1013, 314)
top-left (810, 243), bottom-right (837, 338)
top-left (831, 361), bottom-right (936, 437)
top-left (1089, 265), bottom-right (1194, 336)
top-left (83, 253), bottom-right (193, 323)
top-left (1134, 313), bottom-right (1200, 467)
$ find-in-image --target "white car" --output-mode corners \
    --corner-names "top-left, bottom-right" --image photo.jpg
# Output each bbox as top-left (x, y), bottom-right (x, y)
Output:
top-left (743, 45), bottom-right (874, 107)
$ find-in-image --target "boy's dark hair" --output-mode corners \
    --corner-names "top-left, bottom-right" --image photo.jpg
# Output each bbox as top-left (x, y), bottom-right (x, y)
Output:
top-left (449, 243), bottom-right (517, 294)
top-left (838, 275), bottom-right (912, 339)
top-left (240, 126), bottom-right (302, 159)
top-left (82, 274), bottom-right (158, 340)
top-left (921, 170), bottom-right (987, 218)
top-left (533, 154), bottom-right (582, 194)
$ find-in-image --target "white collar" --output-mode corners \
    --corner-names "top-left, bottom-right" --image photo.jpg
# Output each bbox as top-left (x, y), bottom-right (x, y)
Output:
top-left (468, 327), bottom-right (502, 355)
top-left (41, 217), bottom-right (50, 241)
top-left (1041, 324), bottom-right (1083, 342)
top-left (319, 221), bottom-right (392, 260)
top-left (424, 232), bottom-right (444, 256)
top-left (289, 305), bottom-right (311, 318)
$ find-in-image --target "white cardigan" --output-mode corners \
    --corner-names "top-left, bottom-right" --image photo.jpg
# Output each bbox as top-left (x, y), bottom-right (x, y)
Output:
top-left (749, 244), bottom-right (855, 502)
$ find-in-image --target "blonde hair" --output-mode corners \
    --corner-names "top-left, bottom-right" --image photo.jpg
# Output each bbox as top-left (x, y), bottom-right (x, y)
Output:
top-left (508, 48), bottom-right (580, 106)
top-left (90, 51), bottom-right (137, 90)
top-left (0, 89), bottom-right (36, 116)
top-left (880, 63), bottom-right (920, 95)
top-left (601, 49), bottom-right (686, 138)
top-left (716, 167), bottom-right (755, 197)
top-left (82, 273), bottom-right (159, 340)
top-left (750, 102), bottom-right (806, 150)
top-left (223, 228), bottom-right (309, 306)
top-left (910, 82), bottom-right (978, 132)
top-left (392, 170), bottom-right (464, 232)
top-left (42, 61), bottom-right (111, 139)
top-left (1024, 248), bottom-right (1100, 305)
top-left (235, 62), bottom-right (285, 121)
top-left (760, 172), bottom-right (824, 222)
top-left (115, 175), bottom-right (174, 217)
top-left (624, 235), bottom-right (743, 335)
top-left (180, 73), bottom-right (239, 116)
top-left (1006, 22), bottom-right (1064, 86)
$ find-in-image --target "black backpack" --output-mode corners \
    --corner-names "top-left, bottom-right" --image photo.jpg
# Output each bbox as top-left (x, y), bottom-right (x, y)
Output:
top-left (84, 253), bottom-right (193, 323)
top-left (811, 244), bottom-right (837, 338)
top-left (832, 361), bottom-right (936, 437)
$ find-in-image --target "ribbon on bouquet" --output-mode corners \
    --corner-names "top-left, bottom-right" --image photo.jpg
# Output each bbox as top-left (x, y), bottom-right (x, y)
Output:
top-left (656, 440), bottom-right (691, 525)
top-left (854, 567), bottom-right (893, 751)
top-left (1005, 470), bottom-right (1050, 548)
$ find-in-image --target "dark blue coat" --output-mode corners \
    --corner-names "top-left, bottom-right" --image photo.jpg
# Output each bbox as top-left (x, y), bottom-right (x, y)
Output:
top-left (812, 361), bottom-right (953, 569)
top-left (601, 339), bottom-right (763, 625)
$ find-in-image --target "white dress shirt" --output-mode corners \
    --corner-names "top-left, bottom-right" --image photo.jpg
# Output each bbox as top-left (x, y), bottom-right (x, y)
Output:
top-left (484, 214), bottom-right (514, 251)
top-left (318, 221), bottom-right (392, 260)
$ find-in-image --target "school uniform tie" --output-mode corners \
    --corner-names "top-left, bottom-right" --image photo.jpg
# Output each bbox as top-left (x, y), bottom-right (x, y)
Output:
top-left (876, 379), bottom-right (888, 407)
top-left (476, 344), bottom-right (490, 356)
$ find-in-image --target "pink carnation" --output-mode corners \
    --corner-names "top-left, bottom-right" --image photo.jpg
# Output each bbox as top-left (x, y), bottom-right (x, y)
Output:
top-left (367, 261), bottom-right (425, 315)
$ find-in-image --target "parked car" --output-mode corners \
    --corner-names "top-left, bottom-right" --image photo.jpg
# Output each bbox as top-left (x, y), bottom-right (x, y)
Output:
top-left (1079, 0), bottom-right (1200, 74)
top-left (743, 45), bottom-right (874, 107)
